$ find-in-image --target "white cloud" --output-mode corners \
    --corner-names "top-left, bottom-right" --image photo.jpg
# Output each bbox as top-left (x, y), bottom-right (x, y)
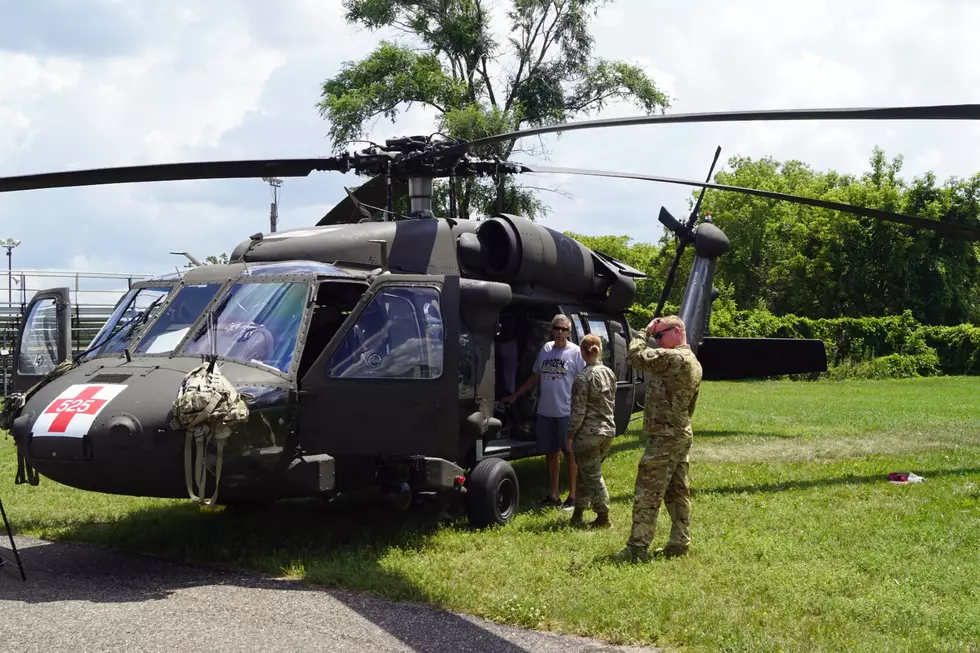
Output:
top-left (0, 0), bottom-right (978, 300)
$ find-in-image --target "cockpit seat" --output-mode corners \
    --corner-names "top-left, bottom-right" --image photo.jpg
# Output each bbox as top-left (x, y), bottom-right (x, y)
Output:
top-left (215, 322), bottom-right (275, 365)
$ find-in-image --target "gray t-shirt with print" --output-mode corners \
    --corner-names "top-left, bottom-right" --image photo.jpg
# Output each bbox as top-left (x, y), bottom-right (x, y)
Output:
top-left (533, 341), bottom-right (586, 418)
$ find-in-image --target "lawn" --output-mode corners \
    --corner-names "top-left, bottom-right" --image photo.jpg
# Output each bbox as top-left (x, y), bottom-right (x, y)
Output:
top-left (3, 376), bottom-right (980, 652)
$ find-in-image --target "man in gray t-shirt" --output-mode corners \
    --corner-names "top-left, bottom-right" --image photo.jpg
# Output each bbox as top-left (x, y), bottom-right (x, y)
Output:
top-left (504, 313), bottom-right (585, 508)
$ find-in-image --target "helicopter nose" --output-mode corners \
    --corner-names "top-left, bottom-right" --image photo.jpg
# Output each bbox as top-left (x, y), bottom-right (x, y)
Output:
top-left (20, 368), bottom-right (192, 496)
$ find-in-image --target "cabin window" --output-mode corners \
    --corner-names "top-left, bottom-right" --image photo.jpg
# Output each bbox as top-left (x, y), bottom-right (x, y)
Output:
top-left (458, 329), bottom-right (475, 397)
top-left (17, 296), bottom-right (59, 376)
top-left (570, 314), bottom-right (586, 342)
top-left (326, 285), bottom-right (444, 380)
top-left (585, 317), bottom-right (613, 368)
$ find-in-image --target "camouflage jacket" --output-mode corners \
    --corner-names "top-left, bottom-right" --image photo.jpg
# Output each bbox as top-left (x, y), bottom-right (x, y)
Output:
top-left (628, 334), bottom-right (702, 438)
top-left (567, 361), bottom-right (617, 440)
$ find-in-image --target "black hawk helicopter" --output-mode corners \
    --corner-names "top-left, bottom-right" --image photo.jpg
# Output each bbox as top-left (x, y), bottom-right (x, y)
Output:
top-left (3, 104), bottom-right (980, 527)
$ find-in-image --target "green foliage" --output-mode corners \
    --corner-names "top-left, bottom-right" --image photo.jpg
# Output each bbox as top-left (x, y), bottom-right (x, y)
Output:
top-left (318, 41), bottom-right (468, 148)
top-left (699, 147), bottom-right (980, 325)
top-left (701, 307), bottom-right (980, 380)
top-left (318, 0), bottom-right (671, 221)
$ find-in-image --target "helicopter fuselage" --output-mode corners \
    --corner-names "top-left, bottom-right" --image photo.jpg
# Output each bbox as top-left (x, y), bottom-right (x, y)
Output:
top-left (6, 211), bottom-right (825, 526)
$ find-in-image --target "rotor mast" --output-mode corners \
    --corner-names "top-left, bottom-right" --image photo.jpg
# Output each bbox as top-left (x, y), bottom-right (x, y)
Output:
top-left (408, 177), bottom-right (434, 218)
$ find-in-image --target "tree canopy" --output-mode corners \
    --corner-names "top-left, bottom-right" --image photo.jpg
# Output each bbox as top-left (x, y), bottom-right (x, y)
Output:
top-left (572, 147), bottom-right (980, 327)
top-left (317, 0), bottom-right (671, 220)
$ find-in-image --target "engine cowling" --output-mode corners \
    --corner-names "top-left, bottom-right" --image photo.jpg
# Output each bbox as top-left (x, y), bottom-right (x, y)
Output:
top-left (455, 213), bottom-right (636, 311)
top-left (457, 213), bottom-right (596, 294)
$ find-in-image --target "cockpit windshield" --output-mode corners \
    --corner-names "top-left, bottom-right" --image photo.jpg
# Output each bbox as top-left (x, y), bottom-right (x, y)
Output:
top-left (180, 281), bottom-right (309, 373)
top-left (79, 286), bottom-right (172, 361)
top-left (134, 283), bottom-right (223, 355)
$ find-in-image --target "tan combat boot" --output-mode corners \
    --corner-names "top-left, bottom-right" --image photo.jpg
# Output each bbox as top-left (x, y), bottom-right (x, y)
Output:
top-left (611, 545), bottom-right (650, 563)
top-left (589, 512), bottom-right (612, 529)
top-left (569, 507), bottom-right (585, 527)
top-left (654, 544), bottom-right (689, 559)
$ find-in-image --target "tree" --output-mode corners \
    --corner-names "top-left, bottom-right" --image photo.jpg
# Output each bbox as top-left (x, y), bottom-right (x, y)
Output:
top-left (183, 253), bottom-right (228, 268)
top-left (697, 148), bottom-right (980, 325)
top-left (317, 0), bottom-right (671, 220)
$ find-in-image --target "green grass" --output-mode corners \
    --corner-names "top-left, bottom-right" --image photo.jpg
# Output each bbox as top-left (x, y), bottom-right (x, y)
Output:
top-left (4, 376), bottom-right (980, 652)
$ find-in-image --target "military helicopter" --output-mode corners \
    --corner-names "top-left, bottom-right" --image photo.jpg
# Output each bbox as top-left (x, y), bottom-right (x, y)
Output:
top-left (2, 103), bottom-right (980, 527)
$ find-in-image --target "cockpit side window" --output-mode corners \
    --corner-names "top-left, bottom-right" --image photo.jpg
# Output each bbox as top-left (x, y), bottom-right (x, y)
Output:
top-left (74, 285), bottom-right (174, 362)
top-left (95, 287), bottom-right (173, 357)
top-left (17, 297), bottom-right (58, 376)
top-left (297, 281), bottom-right (365, 381)
top-left (326, 285), bottom-right (444, 380)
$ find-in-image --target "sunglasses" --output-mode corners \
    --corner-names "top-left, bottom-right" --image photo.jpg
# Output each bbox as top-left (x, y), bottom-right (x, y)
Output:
top-left (553, 326), bottom-right (569, 332)
top-left (653, 326), bottom-right (675, 340)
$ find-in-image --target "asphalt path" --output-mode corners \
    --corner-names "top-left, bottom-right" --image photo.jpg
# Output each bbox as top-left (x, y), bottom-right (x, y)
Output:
top-left (0, 536), bottom-right (661, 653)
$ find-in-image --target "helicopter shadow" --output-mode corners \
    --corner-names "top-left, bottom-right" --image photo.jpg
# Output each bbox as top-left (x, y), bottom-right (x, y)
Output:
top-left (0, 498), bottom-right (585, 653)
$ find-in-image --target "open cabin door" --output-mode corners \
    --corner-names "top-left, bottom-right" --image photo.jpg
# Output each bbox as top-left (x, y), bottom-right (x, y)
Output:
top-left (298, 275), bottom-right (461, 468)
top-left (11, 287), bottom-right (71, 394)
top-left (573, 311), bottom-right (635, 435)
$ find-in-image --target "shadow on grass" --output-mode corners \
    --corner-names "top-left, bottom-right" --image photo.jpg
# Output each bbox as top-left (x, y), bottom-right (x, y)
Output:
top-left (606, 429), bottom-right (797, 458)
top-left (600, 465), bottom-right (980, 505)
top-left (695, 465), bottom-right (980, 496)
top-left (1, 480), bottom-right (559, 653)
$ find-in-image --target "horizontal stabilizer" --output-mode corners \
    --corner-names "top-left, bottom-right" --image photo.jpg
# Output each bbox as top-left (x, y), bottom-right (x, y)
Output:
top-left (697, 337), bottom-right (827, 380)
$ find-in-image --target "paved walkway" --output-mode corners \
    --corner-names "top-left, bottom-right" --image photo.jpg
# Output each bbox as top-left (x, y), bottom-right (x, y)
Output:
top-left (0, 536), bottom-right (661, 653)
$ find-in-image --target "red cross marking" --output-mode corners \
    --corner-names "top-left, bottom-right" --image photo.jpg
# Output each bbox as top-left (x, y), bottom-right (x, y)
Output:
top-left (43, 386), bottom-right (108, 433)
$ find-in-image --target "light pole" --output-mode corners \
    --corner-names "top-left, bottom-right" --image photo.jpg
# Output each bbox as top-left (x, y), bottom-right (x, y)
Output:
top-left (0, 238), bottom-right (20, 311)
top-left (261, 177), bottom-right (283, 233)
top-left (0, 238), bottom-right (20, 397)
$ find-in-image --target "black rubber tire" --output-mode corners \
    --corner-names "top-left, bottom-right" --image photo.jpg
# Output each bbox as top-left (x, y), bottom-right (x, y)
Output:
top-left (465, 457), bottom-right (519, 527)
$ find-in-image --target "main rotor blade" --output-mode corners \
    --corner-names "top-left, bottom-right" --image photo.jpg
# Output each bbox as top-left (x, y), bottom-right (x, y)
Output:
top-left (520, 164), bottom-right (980, 241)
top-left (316, 175), bottom-right (409, 225)
top-left (433, 104), bottom-right (980, 159)
top-left (0, 158), bottom-right (349, 193)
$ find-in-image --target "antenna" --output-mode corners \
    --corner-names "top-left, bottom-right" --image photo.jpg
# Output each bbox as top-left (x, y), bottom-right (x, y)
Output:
top-left (170, 251), bottom-right (201, 266)
top-left (261, 177), bottom-right (283, 232)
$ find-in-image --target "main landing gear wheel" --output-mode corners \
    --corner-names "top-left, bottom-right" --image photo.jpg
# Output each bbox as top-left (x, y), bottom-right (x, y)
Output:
top-left (465, 457), bottom-right (519, 527)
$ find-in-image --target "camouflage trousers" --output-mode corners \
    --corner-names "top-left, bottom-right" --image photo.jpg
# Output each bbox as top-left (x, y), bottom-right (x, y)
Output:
top-left (573, 434), bottom-right (613, 514)
top-left (626, 432), bottom-right (693, 550)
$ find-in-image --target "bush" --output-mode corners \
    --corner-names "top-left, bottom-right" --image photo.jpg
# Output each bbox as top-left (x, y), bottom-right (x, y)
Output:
top-left (625, 299), bottom-right (979, 380)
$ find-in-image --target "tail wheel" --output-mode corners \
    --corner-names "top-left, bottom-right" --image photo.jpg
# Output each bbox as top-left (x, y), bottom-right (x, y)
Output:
top-left (465, 457), bottom-right (519, 527)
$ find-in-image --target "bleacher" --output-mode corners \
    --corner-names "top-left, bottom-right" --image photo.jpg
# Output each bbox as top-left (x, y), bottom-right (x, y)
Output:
top-left (1, 269), bottom-right (153, 395)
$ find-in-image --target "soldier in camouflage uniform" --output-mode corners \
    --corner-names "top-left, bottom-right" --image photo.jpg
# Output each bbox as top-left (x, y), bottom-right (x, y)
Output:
top-left (617, 315), bottom-right (702, 561)
top-left (564, 334), bottom-right (617, 529)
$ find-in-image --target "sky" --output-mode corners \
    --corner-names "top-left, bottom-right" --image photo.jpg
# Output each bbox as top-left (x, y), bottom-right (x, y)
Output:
top-left (1, 0), bottom-right (979, 304)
